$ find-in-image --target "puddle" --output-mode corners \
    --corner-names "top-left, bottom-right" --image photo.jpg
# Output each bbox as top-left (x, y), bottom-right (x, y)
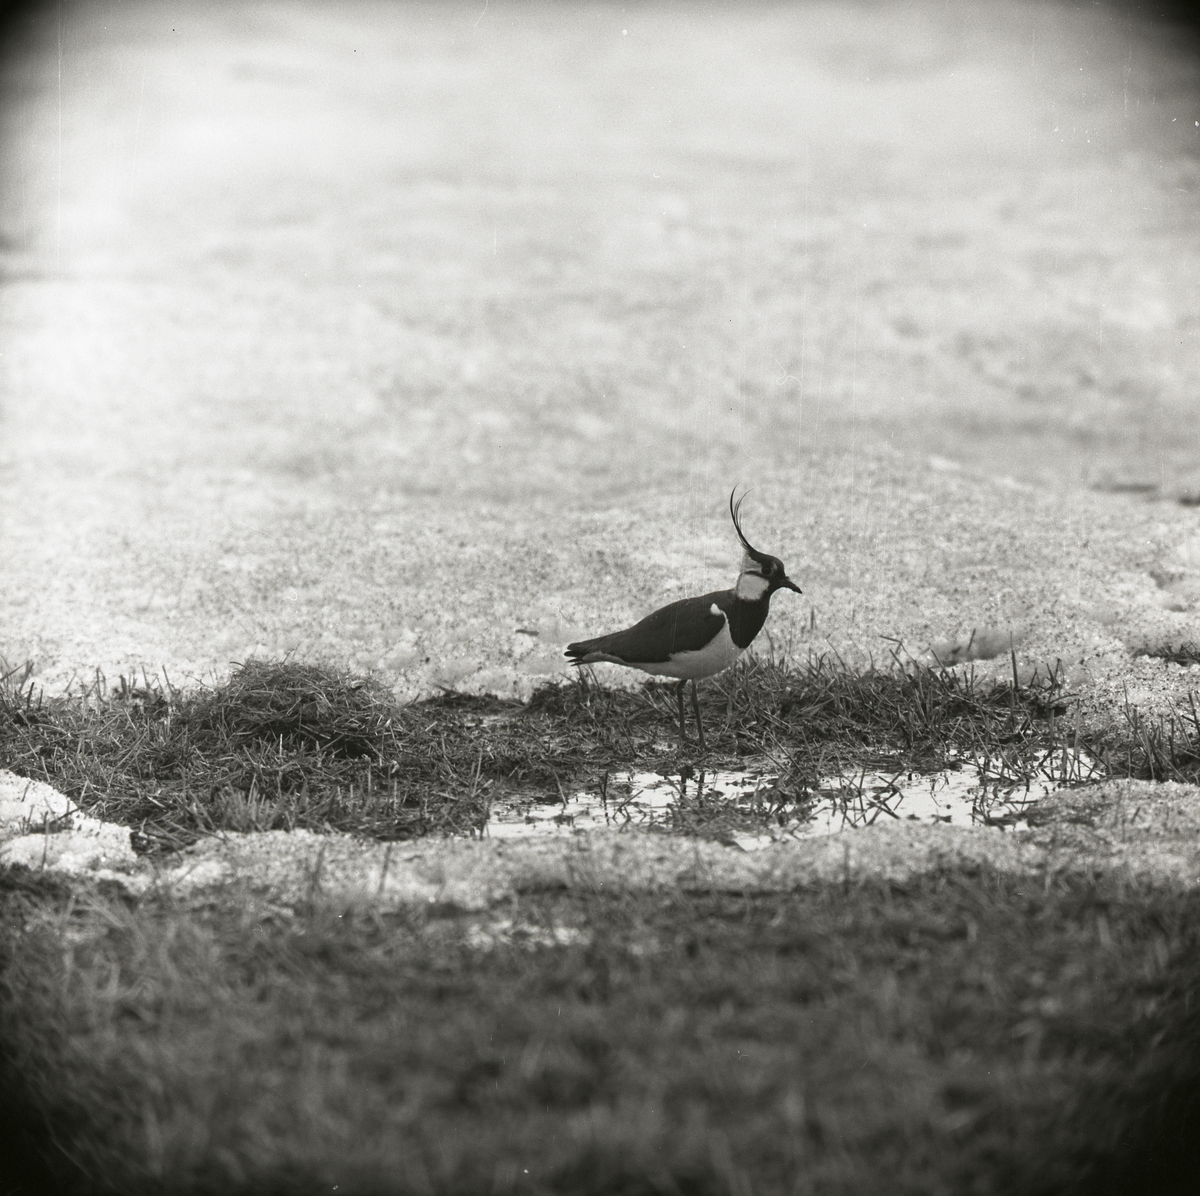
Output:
top-left (485, 769), bottom-right (772, 840)
top-left (482, 751), bottom-right (1104, 850)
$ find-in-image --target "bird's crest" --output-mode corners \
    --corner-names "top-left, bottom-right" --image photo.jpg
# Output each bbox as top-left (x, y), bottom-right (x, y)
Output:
top-left (729, 487), bottom-right (772, 569)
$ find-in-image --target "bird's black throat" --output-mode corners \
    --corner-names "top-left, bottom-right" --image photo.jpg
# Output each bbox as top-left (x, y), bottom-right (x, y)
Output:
top-left (722, 592), bottom-right (773, 650)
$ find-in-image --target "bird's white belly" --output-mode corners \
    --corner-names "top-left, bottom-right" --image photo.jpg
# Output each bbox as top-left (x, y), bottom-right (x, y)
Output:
top-left (636, 619), bottom-right (743, 680)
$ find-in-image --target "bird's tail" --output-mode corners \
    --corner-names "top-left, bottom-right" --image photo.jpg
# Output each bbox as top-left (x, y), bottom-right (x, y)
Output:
top-left (563, 637), bottom-right (603, 665)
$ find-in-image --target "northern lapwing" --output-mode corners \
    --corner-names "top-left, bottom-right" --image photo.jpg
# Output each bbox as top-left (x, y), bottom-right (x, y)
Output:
top-left (564, 489), bottom-right (802, 751)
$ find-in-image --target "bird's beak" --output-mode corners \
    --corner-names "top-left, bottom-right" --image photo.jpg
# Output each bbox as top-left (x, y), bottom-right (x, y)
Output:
top-left (780, 577), bottom-right (802, 595)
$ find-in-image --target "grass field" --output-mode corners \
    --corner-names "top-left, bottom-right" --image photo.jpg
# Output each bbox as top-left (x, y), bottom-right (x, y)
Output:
top-left (3, 656), bottom-right (1200, 1193)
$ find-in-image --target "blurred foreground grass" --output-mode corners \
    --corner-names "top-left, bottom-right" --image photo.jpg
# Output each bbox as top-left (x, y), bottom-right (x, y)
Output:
top-left (3, 865), bottom-right (1199, 1195)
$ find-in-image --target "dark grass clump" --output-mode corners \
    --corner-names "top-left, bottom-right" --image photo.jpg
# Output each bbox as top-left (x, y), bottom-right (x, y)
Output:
top-left (3, 867), bottom-right (1200, 1195)
top-left (1, 661), bottom-right (529, 850)
top-left (714, 651), bottom-right (1074, 775)
top-left (1099, 692), bottom-right (1200, 784)
top-left (181, 659), bottom-right (395, 758)
top-left (3, 661), bottom-right (406, 849)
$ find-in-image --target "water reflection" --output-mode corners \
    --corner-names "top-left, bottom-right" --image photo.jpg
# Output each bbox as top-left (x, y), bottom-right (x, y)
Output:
top-left (483, 750), bottom-right (1104, 849)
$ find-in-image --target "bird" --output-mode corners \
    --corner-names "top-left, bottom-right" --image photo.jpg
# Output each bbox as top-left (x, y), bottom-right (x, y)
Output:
top-left (564, 489), bottom-right (802, 751)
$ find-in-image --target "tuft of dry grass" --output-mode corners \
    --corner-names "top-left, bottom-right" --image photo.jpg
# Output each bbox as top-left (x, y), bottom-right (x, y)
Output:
top-left (2, 660), bottom-right (556, 851)
top-left (181, 659), bottom-right (396, 759)
top-left (1103, 691), bottom-right (1200, 784)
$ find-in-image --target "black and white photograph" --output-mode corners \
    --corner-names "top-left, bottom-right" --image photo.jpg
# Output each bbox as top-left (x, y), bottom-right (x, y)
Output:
top-left (2, 0), bottom-right (1199, 1191)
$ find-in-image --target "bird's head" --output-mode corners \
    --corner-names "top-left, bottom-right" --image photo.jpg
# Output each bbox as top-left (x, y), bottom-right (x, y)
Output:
top-left (730, 489), bottom-right (802, 601)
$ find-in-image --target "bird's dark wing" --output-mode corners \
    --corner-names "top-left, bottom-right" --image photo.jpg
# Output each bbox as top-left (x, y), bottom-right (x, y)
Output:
top-left (565, 591), bottom-right (731, 665)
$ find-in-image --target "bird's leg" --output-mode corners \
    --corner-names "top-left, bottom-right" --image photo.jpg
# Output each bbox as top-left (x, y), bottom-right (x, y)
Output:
top-left (690, 679), bottom-right (706, 753)
top-left (676, 679), bottom-right (688, 749)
